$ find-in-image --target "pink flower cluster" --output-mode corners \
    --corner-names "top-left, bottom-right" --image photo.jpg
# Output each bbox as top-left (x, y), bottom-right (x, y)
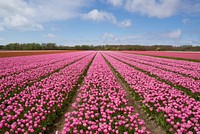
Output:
top-left (0, 53), bottom-right (95, 133)
top-left (103, 53), bottom-right (200, 133)
top-left (0, 52), bottom-right (91, 103)
top-left (123, 52), bottom-right (200, 72)
top-left (124, 51), bottom-right (200, 60)
top-left (0, 53), bottom-right (83, 78)
top-left (108, 52), bottom-right (200, 93)
top-left (117, 52), bottom-right (200, 79)
top-left (62, 53), bottom-right (149, 134)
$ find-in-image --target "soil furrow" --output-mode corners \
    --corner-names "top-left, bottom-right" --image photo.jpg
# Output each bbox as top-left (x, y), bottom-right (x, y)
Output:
top-left (45, 53), bottom-right (96, 134)
top-left (102, 53), bottom-right (166, 134)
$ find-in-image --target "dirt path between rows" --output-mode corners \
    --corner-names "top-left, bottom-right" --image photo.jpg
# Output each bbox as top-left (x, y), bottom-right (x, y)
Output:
top-left (46, 82), bottom-right (85, 134)
top-left (0, 50), bottom-right (81, 58)
top-left (45, 54), bottom-right (96, 134)
top-left (102, 54), bottom-right (166, 134)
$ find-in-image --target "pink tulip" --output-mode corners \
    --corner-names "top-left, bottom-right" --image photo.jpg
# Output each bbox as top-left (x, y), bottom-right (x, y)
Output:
top-left (61, 53), bottom-right (149, 134)
top-left (103, 52), bottom-right (200, 133)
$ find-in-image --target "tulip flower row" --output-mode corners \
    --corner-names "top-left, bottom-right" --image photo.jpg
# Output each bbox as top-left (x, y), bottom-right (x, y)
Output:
top-left (124, 51), bottom-right (200, 60)
top-left (0, 52), bottom-right (80, 70)
top-left (0, 52), bottom-right (91, 104)
top-left (107, 53), bottom-right (200, 94)
top-left (0, 53), bottom-right (95, 134)
top-left (62, 53), bottom-right (149, 134)
top-left (103, 53), bottom-right (200, 134)
top-left (0, 52), bottom-right (86, 78)
top-left (0, 54), bottom-right (52, 70)
top-left (117, 52), bottom-right (200, 79)
top-left (124, 52), bottom-right (200, 72)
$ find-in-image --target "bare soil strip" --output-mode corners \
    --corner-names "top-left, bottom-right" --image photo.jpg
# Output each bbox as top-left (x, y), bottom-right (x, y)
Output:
top-left (46, 82), bottom-right (85, 134)
top-left (107, 53), bottom-right (200, 101)
top-left (123, 51), bottom-right (200, 62)
top-left (102, 53), bottom-right (166, 134)
top-left (0, 50), bottom-right (81, 58)
top-left (45, 53), bottom-right (96, 134)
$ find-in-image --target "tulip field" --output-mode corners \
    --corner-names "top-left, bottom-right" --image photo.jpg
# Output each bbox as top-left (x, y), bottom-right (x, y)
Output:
top-left (124, 51), bottom-right (200, 60)
top-left (0, 51), bottom-right (200, 134)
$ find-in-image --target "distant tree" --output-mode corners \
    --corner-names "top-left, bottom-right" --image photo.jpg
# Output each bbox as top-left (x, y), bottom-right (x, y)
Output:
top-left (1, 43), bottom-right (200, 51)
top-left (0, 45), bottom-right (3, 49)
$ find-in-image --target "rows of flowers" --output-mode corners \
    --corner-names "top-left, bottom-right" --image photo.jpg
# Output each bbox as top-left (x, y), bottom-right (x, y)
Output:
top-left (103, 53), bottom-right (200, 133)
top-left (124, 51), bottom-right (200, 60)
top-left (117, 52), bottom-right (200, 79)
top-left (0, 52), bottom-right (91, 103)
top-left (0, 54), bottom-right (52, 69)
top-left (0, 52), bottom-right (86, 78)
top-left (61, 53), bottom-right (149, 134)
top-left (0, 53), bottom-right (95, 133)
top-left (108, 53), bottom-right (200, 94)
top-left (0, 52), bottom-right (84, 69)
top-left (124, 52), bottom-right (200, 72)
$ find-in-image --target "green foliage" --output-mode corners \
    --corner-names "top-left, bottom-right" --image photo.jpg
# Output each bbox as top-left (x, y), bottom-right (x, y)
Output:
top-left (1, 43), bottom-right (57, 50)
top-left (1, 43), bottom-right (200, 51)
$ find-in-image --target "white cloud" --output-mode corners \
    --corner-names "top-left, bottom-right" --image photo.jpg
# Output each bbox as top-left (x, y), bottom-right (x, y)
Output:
top-left (102, 33), bottom-right (146, 44)
top-left (107, 0), bottom-right (124, 6)
top-left (182, 18), bottom-right (190, 24)
top-left (0, 0), bottom-right (89, 31)
top-left (102, 33), bottom-right (149, 45)
top-left (0, 37), bottom-right (4, 41)
top-left (102, 33), bottom-right (145, 45)
top-left (104, 0), bottom-right (200, 18)
top-left (83, 9), bottom-right (117, 22)
top-left (103, 33), bottom-right (115, 39)
top-left (0, 0), bottom-right (39, 31)
top-left (102, 29), bottom-right (182, 45)
top-left (1, 15), bottom-right (43, 31)
top-left (181, 1), bottom-right (200, 15)
top-left (0, 0), bottom-right (35, 17)
top-left (46, 33), bottom-right (56, 38)
top-left (118, 19), bottom-right (132, 27)
top-left (125, 0), bottom-right (180, 18)
top-left (31, 0), bottom-right (88, 22)
top-left (103, 33), bottom-right (119, 41)
top-left (83, 9), bottom-right (132, 27)
top-left (164, 29), bottom-right (182, 39)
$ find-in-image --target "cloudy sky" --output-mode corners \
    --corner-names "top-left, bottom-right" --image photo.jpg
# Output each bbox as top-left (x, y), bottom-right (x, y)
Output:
top-left (0, 0), bottom-right (200, 46)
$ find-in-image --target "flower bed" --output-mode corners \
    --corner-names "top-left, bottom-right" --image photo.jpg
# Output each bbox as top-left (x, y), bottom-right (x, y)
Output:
top-left (103, 53), bottom-right (200, 133)
top-left (0, 53), bottom-right (95, 133)
top-left (62, 53), bottom-right (149, 134)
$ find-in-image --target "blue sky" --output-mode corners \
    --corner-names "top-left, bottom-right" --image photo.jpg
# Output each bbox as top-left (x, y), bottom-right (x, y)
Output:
top-left (0, 0), bottom-right (200, 46)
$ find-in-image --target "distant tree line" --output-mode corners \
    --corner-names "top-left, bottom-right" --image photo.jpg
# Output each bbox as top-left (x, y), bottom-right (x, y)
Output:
top-left (0, 43), bottom-right (59, 50)
top-left (0, 43), bottom-right (200, 51)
